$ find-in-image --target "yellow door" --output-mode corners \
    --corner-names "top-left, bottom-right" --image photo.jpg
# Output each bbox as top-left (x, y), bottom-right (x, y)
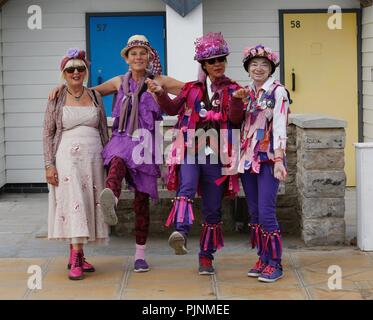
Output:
top-left (283, 12), bottom-right (359, 186)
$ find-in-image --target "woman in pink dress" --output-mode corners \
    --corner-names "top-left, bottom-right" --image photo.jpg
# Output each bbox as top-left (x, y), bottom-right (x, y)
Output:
top-left (43, 48), bottom-right (109, 280)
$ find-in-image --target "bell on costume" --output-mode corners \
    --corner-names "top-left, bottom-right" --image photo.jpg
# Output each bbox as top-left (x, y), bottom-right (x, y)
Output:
top-left (199, 101), bottom-right (208, 118)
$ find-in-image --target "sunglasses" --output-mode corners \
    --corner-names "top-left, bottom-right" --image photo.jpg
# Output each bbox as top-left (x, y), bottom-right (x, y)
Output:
top-left (64, 66), bottom-right (86, 73)
top-left (205, 56), bottom-right (226, 65)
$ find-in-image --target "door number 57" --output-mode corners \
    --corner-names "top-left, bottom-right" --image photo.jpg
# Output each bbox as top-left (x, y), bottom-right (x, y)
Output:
top-left (96, 24), bottom-right (107, 31)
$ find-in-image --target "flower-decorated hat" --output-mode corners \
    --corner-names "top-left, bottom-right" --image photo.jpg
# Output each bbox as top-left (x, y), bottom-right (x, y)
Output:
top-left (242, 45), bottom-right (279, 75)
top-left (60, 48), bottom-right (90, 71)
top-left (120, 34), bottom-right (162, 75)
top-left (194, 32), bottom-right (229, 62)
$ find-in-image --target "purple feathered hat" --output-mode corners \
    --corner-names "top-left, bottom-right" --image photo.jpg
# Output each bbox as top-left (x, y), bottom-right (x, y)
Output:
top-left (194, 32), bottom-right (229, 62)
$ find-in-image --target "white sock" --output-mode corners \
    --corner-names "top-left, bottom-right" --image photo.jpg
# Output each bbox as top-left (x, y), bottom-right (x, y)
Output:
top-left (135, 244), bottom-right (146, 261)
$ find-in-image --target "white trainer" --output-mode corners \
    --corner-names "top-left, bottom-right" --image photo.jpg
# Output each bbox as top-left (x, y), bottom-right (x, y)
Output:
top-left (168, 231), bottom-right (188, 255)
top-left (99, 188), bottom-right (118, 226)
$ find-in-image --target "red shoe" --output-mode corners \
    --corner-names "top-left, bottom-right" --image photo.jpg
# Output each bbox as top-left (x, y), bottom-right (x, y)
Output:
top-left (198, 256), bottom-right (215, 275)
top-left (67, 245), bottom-right (95, 272)
top-left (68, 249), bottom-right (84, 280)
top-left (247, 258), bottom-right (268, 277)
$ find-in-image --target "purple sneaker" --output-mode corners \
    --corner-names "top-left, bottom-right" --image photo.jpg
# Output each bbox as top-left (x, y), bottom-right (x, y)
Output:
top-left (134, 259), bottom-right (150, 273)
top-left (258, 264), bottom-right (283, 282)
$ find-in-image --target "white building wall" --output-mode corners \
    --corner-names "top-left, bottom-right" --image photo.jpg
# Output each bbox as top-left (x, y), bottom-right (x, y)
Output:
top-left (362, 5), bottom-right (373, 142)
top-left (0, 12), bottom-right (5, 188)
top-left (166, 3), bottom-right (203, 83)
top-left (1, 0), bottom-right (165, 183)
top-left (203, 0), bottom-right (360, 87)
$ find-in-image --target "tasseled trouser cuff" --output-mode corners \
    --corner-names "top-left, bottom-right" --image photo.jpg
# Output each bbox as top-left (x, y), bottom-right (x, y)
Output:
top-left (262, 229), bottom-right (282, 265)
top-left (248, 223), bottom-right (263, 255)
top-left (165, 196), bottom-right (195, 227)
top-left (200, 222), bottom-right (224, 254)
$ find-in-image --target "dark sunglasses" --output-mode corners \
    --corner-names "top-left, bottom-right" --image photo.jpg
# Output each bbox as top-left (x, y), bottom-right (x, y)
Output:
top-left (64, 66), bottom-right (86, 73)
top-left (205, 56), bottom-right (226, 65)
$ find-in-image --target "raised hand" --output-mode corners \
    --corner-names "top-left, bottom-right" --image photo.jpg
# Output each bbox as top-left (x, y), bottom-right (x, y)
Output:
top-left (48, 84), bottom-right (64, 101)
top-left (232, 88), bottom-right (249, 99)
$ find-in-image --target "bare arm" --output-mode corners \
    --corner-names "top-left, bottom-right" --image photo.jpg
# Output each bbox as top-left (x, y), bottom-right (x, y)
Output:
top-left (91, 76), bottom-right (122, 97)
top-left (155, 75), bottom-right (184, 96)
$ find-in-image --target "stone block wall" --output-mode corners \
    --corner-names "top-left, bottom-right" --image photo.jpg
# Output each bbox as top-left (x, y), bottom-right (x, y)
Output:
top-left (292, 115), bottom-right (347, 245)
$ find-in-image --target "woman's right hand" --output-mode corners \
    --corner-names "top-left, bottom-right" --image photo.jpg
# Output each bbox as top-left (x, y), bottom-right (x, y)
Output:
top-left (48, 85), bottom-right (64, 101)
top-left (232, 88), bottom-right (250, 99)
top-left (46, 166), bottom-right (59, 186)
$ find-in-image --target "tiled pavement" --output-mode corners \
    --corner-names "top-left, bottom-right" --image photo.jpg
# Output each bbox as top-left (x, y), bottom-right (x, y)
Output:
top-left (1, 193), bottom-right (372, 300)
top-left (1, 248), bottom-right (373, 300)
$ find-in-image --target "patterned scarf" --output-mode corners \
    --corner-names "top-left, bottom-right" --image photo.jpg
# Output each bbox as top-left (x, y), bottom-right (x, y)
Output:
top-left (118, 70), bottom-right (152, 136)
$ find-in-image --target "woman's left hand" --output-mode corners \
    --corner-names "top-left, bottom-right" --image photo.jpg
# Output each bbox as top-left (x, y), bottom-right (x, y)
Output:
top-left (145, 78), bottom-right (163, 95)
top-left (274, 162), bottom-right (287, 181)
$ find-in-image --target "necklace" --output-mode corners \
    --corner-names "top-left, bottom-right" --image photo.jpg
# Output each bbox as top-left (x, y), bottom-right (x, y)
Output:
top-left (67, 87), bottom-right (84, 101)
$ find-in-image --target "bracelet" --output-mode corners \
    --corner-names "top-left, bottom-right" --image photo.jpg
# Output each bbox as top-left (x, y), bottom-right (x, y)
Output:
top-left (45, 164), bottom-right (55, 169)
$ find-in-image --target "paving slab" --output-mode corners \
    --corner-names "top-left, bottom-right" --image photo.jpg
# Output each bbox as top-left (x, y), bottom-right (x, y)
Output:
top-left (0, 193), bottom-right (371, 300)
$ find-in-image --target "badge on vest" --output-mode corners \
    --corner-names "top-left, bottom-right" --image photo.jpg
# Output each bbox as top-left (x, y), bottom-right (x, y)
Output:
top-left (261, 98), bottom-right (275, 109)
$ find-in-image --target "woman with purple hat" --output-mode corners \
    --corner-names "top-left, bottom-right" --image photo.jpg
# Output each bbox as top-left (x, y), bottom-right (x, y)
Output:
top-left (147, 32), bottom-right (244, 275)
top-left (232, 45), bottom-right (290, 282)
top-left (43, 48), bottom-right (110, 280)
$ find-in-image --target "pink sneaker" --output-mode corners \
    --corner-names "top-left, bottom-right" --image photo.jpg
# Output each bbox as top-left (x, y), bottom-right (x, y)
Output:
top-left (67, 245), bottom-right (95, 272)
top-left (68, 249), bottom-right (84, 280)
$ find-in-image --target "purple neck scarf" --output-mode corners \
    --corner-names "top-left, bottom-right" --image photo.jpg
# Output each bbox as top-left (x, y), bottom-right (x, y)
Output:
top-left (118, 70), bottom-right (152, 136)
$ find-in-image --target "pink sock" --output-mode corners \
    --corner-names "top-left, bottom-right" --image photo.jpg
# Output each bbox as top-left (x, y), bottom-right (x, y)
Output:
top-left (135, 244), bottom-right (146, 261)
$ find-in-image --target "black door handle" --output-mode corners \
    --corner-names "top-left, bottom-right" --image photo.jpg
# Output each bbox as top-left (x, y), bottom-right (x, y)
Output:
top-left (291, 69), bottom-right (295, 91)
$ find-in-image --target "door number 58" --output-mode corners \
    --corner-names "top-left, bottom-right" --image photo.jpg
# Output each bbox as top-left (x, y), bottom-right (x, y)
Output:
top-left (290, 20), bottom-right (301, 28)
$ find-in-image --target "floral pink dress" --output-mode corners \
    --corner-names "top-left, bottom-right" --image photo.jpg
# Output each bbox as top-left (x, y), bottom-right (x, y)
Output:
top-left (48, 106), bottom-right (109, 244)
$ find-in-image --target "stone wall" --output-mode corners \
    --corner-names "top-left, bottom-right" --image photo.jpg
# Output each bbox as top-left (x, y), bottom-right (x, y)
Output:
top-left (292, 115), bottom-right (347, 245)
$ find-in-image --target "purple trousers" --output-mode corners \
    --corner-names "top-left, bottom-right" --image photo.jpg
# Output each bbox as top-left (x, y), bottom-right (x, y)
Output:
top-left (175, 158), bottom-right (224, 260)
top-left (241, 162), bottom-right (282, 266)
